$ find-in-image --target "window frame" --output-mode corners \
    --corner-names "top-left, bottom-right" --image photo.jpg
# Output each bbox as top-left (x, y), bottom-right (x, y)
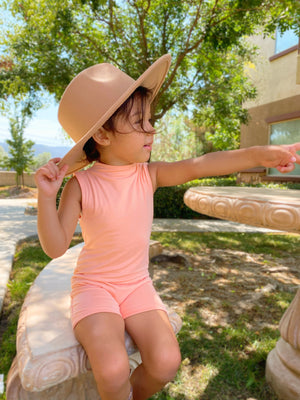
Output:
top-left (267, 113), bottom-right (300, 178)
top-left (269, 29), bottom-right (299, 62)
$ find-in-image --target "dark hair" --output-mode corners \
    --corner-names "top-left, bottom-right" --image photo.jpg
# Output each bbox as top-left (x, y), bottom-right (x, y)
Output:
top-left (83, 86), bottom-right (152, 162)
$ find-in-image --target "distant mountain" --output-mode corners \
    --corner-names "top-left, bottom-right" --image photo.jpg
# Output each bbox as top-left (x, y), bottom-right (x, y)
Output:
top-left (0, 142), bottom-right (72, 158)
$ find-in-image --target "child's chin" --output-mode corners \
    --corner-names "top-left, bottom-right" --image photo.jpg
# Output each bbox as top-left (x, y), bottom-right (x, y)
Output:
top-left (135, 151), bottom-right (151, 163)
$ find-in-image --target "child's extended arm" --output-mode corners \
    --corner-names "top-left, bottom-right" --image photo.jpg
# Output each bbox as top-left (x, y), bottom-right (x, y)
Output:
top-left (150, 143), bottom-right (300, 189)
top-left (34, 158), bottom-right (81, 258)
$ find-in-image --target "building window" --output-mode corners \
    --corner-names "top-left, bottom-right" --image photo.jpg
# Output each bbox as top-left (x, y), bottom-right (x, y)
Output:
top-left (275, 28), bottom-right (299, 54)
top-left (269, 119), bottom-right (300, 176)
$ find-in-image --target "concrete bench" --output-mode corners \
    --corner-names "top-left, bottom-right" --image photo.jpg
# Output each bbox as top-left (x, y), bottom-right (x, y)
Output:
top-left (6, 241), bottom-right (182, 400)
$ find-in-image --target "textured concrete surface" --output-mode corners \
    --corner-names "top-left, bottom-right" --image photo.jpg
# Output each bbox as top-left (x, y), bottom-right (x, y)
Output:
top-left (0, 199), bottom-right (38, 312)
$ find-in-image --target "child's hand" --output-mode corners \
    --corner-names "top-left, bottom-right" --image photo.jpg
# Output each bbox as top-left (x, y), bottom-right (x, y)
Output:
top-left (256, 142), bottom-right (300, 173)
top-left (34, 158), bottom-right (69, 199)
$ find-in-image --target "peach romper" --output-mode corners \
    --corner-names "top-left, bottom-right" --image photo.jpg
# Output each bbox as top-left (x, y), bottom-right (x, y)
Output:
top-left (70, 162), bottom-right (166, 328)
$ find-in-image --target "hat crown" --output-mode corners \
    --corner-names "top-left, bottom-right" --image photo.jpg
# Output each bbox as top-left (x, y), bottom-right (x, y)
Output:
top-left (57, 54), bottom-right (171, 175)
top-left (58, 64), bottom-right (135, 143)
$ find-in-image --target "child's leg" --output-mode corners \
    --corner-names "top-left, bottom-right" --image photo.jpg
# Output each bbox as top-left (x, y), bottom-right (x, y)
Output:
top-left (125, 310), bottom-right (181, 400)
top-left (74, 312), bottom-right (132, 400)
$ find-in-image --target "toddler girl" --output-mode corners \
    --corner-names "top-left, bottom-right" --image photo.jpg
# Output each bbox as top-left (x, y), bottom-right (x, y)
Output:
top-left (35, 54), bottom-right (300, 400)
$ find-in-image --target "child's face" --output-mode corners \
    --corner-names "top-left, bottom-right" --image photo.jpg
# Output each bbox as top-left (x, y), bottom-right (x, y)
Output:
top-left (101, 98), bottom-right (156, 165)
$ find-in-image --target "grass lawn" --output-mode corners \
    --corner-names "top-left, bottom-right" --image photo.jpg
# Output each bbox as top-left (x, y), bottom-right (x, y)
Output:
top-left (1, 232), bottom-right (300, 399)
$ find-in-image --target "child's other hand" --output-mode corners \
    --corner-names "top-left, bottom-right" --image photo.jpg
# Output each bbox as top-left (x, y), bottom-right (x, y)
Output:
top-left (34, 158), bottom-right (69, 198)
top-left (256, 142), bottom-right (300, 173)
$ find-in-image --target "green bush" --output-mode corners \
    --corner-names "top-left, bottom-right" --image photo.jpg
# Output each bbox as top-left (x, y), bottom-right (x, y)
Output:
top-left (154, 176), bottom-right (237, 219)
top-left (56, 176), bottom-right (70, 208)
top-left (154, 185), bottom-right (199, 219)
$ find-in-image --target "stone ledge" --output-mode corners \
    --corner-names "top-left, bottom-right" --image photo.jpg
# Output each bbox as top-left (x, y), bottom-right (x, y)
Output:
top-left (184, 186), bottom-right (300, 233)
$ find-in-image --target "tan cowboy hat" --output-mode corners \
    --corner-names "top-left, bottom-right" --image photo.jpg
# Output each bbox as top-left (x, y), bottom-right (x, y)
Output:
top-left (58, 54), bottom-right (171, 175)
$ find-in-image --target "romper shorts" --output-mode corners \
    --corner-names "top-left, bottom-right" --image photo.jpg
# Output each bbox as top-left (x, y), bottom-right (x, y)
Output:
top-left (71, 276), bottom-right (167, 329)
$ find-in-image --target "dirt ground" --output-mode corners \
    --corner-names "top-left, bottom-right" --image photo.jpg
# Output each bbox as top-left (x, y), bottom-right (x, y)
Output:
top-left (149, 247), bottom-right (300, 398)
top-left (0, 186), bottom-right (37, 199)
top-left (150, 247), bottom-right (300, 334)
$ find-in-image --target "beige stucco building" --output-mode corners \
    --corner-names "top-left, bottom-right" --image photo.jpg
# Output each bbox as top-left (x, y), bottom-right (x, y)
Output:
top-left (240, 32), bottom-right (300, 183)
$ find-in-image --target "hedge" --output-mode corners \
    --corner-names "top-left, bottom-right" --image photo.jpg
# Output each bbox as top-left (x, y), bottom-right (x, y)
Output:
top-left (154, 176), bottom-right (237, 219)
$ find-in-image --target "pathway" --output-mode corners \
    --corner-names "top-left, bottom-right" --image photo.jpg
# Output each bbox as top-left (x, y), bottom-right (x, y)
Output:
top-left (0, 198), bottom-right (38, 312)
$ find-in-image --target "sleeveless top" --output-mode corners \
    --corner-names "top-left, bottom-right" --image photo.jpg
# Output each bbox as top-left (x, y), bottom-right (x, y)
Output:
top-left (72, 162), bottom-right (154, 285)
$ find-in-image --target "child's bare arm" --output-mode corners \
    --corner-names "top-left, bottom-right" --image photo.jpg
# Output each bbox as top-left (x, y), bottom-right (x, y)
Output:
top-left (35, 158), bottom-right (81, 258)
top-left (149, 143), bottom-right (300, 189)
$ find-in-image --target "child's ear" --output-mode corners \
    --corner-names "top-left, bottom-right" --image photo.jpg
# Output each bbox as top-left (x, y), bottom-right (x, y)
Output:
top-left (93, 128), bottom-right (111, 146)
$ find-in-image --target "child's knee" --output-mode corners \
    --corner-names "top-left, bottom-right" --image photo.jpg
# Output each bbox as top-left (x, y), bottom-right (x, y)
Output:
top-left (92, 353), bottom-right (130, 393)
top-left (161, 347), bottom-right (182, 381)
top-left (147, 344), bottom-right (181, 383)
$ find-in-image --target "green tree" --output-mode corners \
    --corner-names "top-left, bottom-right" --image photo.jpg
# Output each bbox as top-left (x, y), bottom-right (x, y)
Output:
top-left (33, 151), bottom-right (51, 170)
top-left (152, 113), bottom-right (197, 162)
top-left (1, 114), bottom-right (35, 187)
top-left (0, 145), bottom-right (7, 167)
top-left (1, 0), bottom-right (299, 150)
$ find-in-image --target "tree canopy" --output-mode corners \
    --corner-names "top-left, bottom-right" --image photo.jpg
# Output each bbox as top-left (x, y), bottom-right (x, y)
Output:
top-left (1, 0), bottom-right (300, 149)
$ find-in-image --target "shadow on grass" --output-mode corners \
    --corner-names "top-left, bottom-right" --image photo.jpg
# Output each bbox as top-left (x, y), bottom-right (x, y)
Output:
top-left (151, 307), bottom-right (280, 400)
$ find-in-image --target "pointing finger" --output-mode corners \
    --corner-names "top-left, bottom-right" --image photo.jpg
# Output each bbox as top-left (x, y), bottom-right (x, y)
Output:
top-left (289, 142), bottom-right (300, 154)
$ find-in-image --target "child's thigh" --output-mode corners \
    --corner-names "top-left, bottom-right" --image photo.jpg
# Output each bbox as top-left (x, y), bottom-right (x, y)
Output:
top-left (125, 310), bottom-right (181, 367)
top-left (74, 312), bottom-right (129, 374)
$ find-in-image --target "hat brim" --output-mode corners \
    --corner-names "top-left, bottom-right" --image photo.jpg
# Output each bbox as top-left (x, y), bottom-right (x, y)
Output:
top-left (58, 54), bottom-right (171, 175)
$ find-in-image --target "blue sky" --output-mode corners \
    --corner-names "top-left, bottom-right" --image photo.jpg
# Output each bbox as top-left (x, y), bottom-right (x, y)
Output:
top-left (0, 104), bottom-right (72, 148)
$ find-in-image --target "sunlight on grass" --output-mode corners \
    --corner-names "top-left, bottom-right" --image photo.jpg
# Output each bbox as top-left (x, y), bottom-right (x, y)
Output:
top-left (151, 231), bottom-right (300, 257)
top-left (168, 313), bottom-right (279, 399)
top-left (167, 361), bottom-right (219, 399)
top-left (265, 291), bottom-right (294, 312)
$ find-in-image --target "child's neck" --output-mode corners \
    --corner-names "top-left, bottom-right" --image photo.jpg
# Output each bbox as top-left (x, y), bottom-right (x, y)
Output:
top-left (98, 151), bottom-right (134, 166)
top-left (99, 158), bottom-right (134, 166)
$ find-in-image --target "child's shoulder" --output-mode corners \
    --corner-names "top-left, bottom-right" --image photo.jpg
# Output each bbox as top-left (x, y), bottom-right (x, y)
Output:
top-left (66, 175), bottom-right (81, 189)
top-left (61, 175), bottom-right (82, 203)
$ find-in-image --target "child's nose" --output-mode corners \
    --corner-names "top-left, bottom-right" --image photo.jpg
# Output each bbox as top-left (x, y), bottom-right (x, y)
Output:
top-left (145, 120), bottom-right (156, 135)
top-left (146, 128), bottom-right (156, 135)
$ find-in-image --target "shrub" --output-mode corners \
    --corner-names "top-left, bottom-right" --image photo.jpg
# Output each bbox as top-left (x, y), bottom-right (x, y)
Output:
top-left (154, 176), bottom-right (237, 219)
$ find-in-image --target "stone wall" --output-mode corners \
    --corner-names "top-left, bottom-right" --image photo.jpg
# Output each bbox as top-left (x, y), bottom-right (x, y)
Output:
top-left (0, 171), bottom-right (36, 187)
